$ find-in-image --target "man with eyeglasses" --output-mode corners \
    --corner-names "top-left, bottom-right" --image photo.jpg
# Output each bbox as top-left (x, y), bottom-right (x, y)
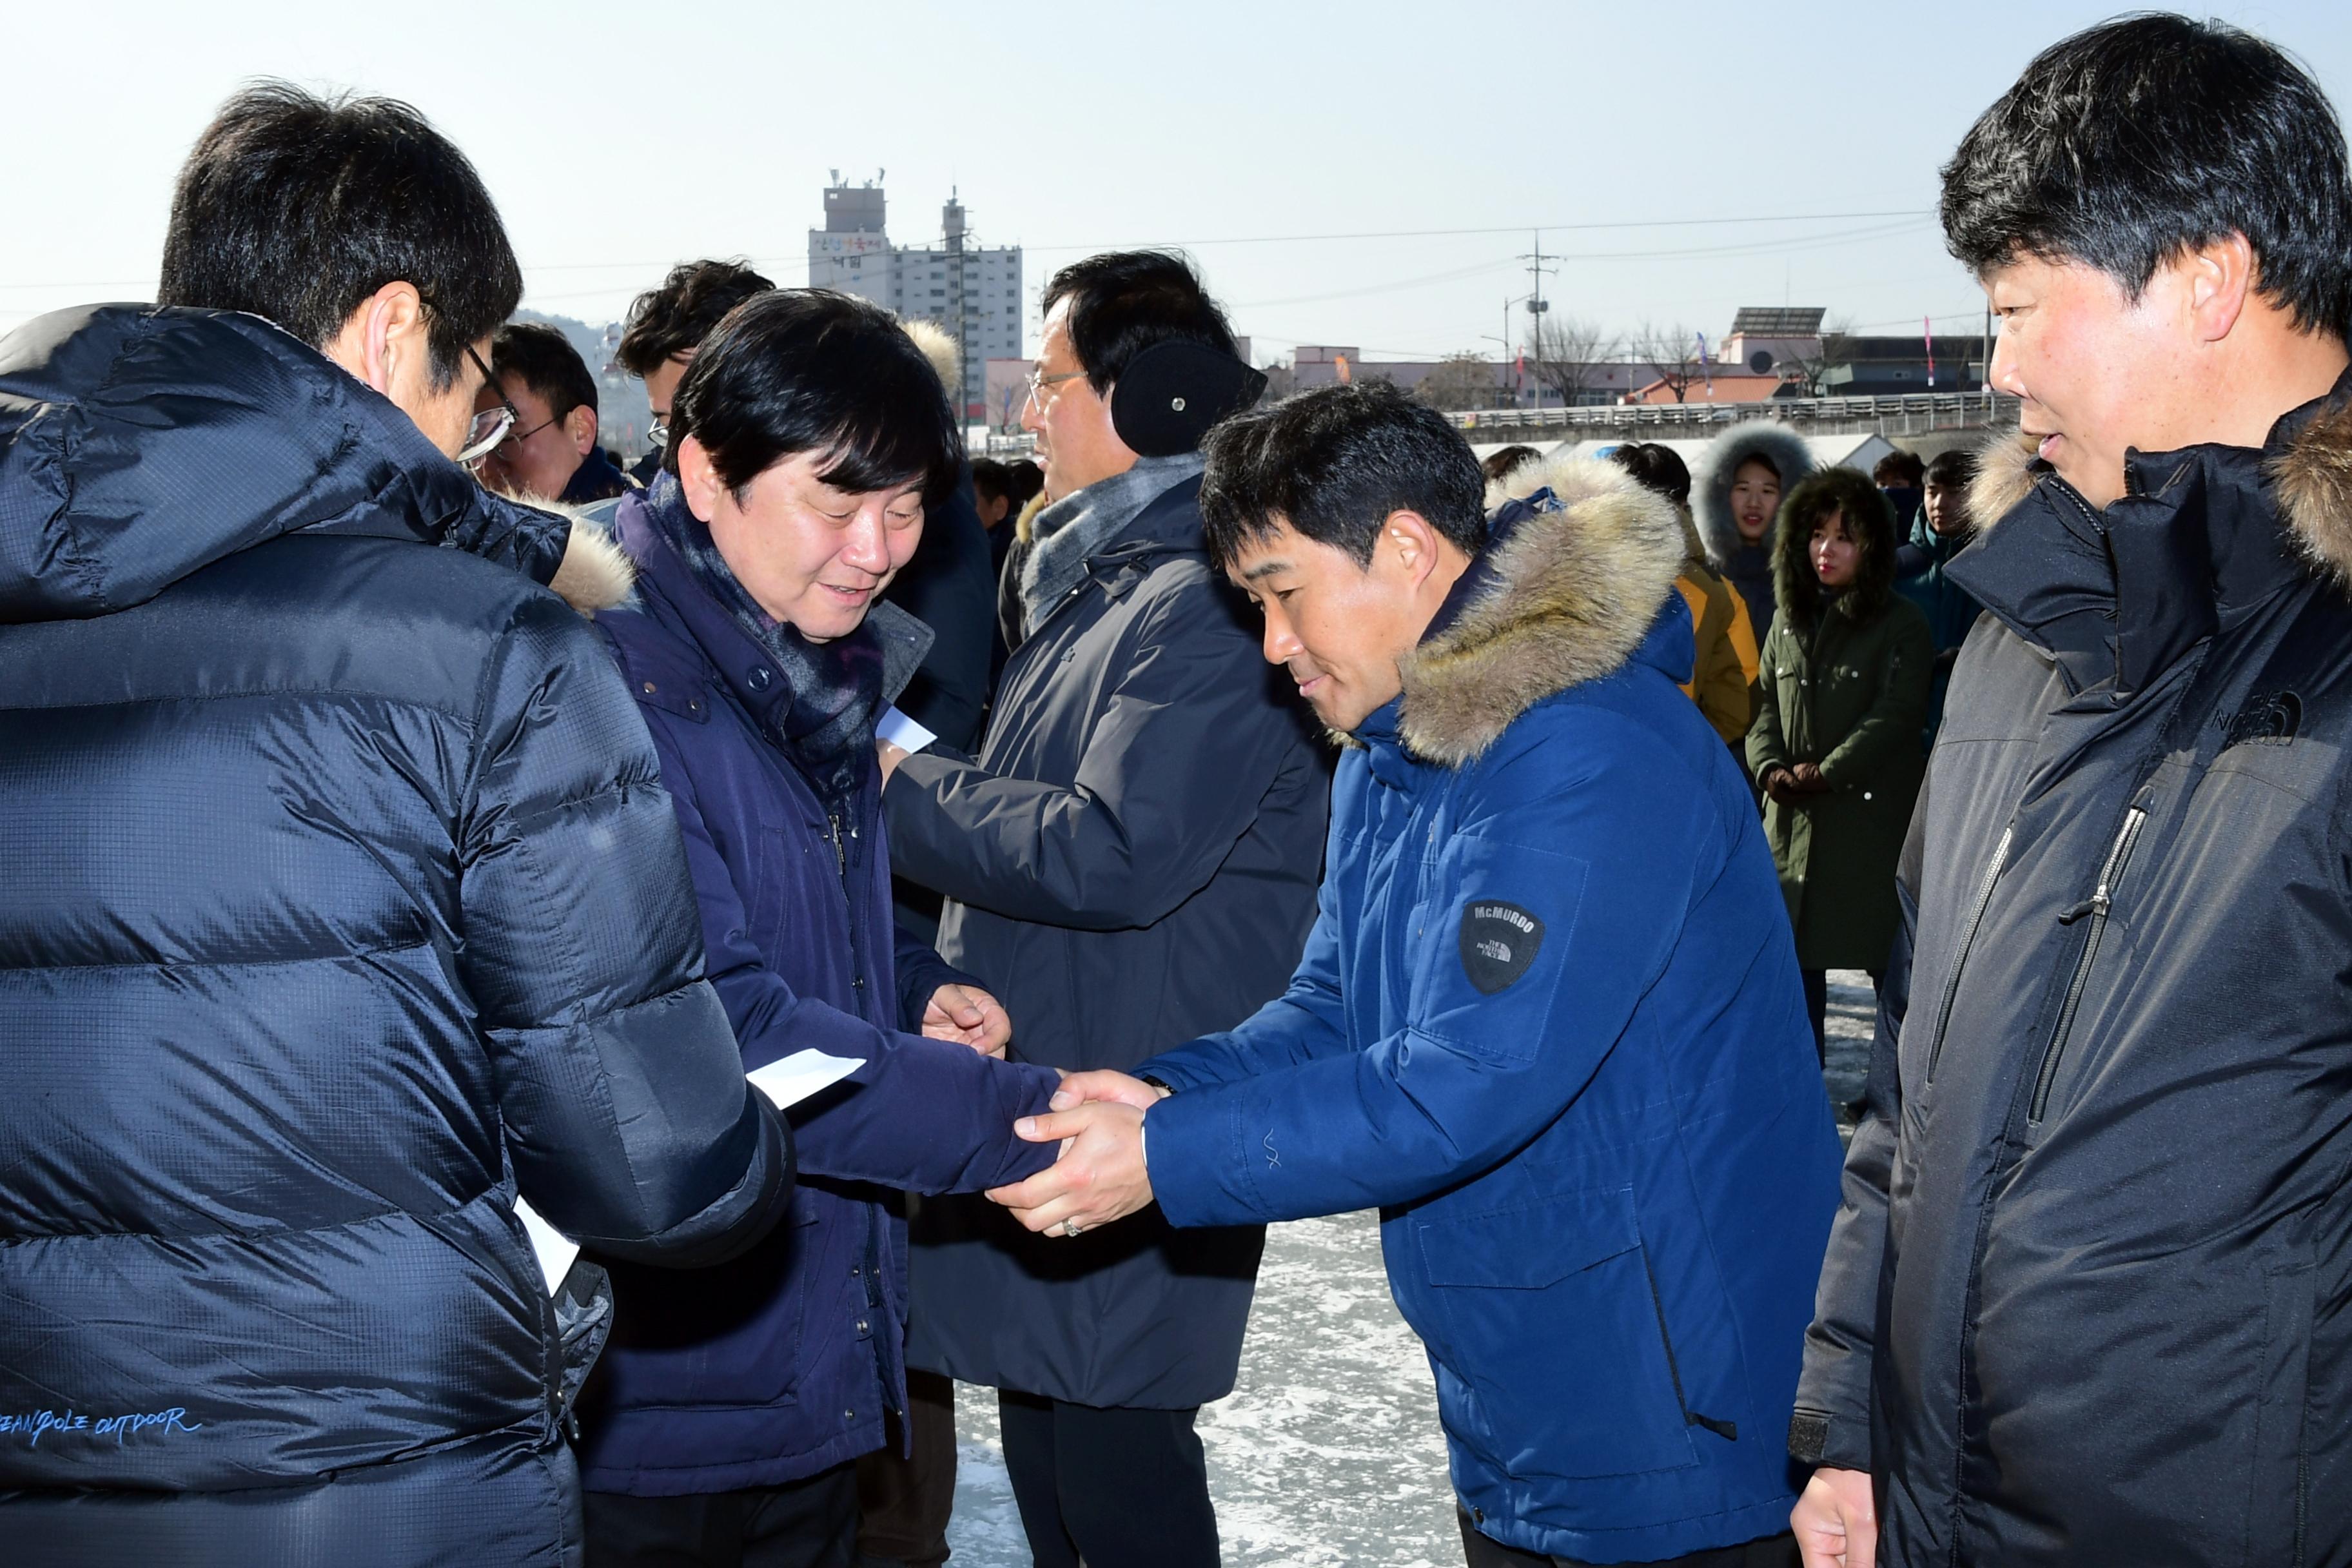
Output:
top-left (616, 260), bottom-right (776, 485)
top-left (473, 320), bottom-right (636, 504)
top-left (877, 251), bottom-right (1327, 1568)
top-left (0, 83), bottom-right (792, 1567)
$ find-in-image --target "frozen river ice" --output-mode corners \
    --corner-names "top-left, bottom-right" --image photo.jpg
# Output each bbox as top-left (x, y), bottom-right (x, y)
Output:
top-left (939, 974), bottom-right (1876, 1566)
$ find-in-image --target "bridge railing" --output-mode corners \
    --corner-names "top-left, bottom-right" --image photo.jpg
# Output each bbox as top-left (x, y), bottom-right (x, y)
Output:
top-left (970, 390), bottom-right (2016, 458)
top-left (1449, 391), bottom-right (2017, 435)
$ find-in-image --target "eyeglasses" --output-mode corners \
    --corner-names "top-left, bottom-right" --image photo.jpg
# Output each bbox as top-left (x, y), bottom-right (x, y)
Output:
top-left (647, 418), bottom-right (671, 450)
top-left (496, 411), bottom-right (564, 455)
top-left (456, 344), bottom-right (518, 467)
top-left (1025, 368), bottom-right (1086, 408)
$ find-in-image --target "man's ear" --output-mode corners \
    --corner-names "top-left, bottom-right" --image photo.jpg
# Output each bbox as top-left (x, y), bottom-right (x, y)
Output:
top-left (676, 434), bottom-right (725, 522)
top-left (320, 280), bottom-right (428, 397)
top-left (1378, 508), bottom-right (1444, 589)
top-left (2185, 231), bottom-right (2256, 344)
top-left (566, 402), bottom-right (600, 457)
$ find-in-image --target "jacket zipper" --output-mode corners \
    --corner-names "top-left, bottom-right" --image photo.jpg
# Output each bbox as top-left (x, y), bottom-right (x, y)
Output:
top-left (1923, 464), bottom-right (2095, 1086)
top-left (1641, 1251), bottom-right (1736, 1443)
top-left (829, 812), bottom-right (866, 1001)
top-left (2297, 1445), bottom-right (2310, 1567)
top-left (829, 807), bottom-right (895, 1420)
top-left (2030, 805), bottom-right (2148, 1122)
top-left (1925, 826), bottom-right (2014, 1084)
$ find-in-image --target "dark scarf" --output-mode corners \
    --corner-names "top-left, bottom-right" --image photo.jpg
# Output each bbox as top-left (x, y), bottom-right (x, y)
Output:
top-left (645, 481), bottom-right (887, 812)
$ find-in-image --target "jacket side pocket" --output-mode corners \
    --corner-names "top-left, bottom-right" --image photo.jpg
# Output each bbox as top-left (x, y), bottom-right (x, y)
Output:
top-left (2246, 1260), bottom-right (2315, 1567)
top-left (1415, 1186), bottom-right (1699, 1480)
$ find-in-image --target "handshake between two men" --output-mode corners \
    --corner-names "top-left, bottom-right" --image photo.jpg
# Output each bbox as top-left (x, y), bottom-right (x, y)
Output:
top-left (983, 1071), bottom-right (1171, 1239)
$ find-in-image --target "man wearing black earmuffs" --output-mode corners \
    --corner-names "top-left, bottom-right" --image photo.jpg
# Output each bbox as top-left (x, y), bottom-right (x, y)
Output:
top-left (877, 251), bottom-right (1328, 1568)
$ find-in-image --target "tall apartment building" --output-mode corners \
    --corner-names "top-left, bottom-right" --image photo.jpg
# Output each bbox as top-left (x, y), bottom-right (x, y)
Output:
top-left (807, 173), bottom-right (1022, 418)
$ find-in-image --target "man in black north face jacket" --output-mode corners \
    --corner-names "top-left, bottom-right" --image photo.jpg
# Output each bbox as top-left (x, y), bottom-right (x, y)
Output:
top-left (1791, 19), bottom-right (2352, 1568)
top-left (0, 88), bottom-right (790, 1568)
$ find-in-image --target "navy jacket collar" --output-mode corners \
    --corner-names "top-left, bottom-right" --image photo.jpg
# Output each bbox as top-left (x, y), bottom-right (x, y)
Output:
top-left (1952, 382), bottom-right (2328, 701)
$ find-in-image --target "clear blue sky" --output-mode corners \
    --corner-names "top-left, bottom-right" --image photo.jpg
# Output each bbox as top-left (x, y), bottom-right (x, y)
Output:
top-left (8, 1), bottom-right (2351, 362)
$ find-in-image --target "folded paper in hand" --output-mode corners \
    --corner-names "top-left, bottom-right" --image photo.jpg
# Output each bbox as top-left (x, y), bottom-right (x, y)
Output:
top-left (514, 1048), bottom-right (863, 1293)
top-left (876, 705), bottom-right (937, 755)
top-left (745, 1048), bottom-right (865, 1112)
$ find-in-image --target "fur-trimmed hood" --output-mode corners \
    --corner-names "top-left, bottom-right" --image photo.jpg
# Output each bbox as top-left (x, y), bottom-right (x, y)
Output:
top-left (474, 485), bottom-right (637, 615)
top-left (548, 518), bottom-right (636, 612)
top-left (1399, 456), bottom-right (1687, 766)
top-left (1486, 447), bottom-right (1710, 567)
top-left (902, 319), bottom-right (962, 397)
top-left (1690, 423), bottom-right (1816, 569)
top-left (1012, 487), bottom-right (1050, 545)
top-left (1970, 386), bottom-right (2352, 592)
top-left (1769, 467), bottom-right (1899, 629)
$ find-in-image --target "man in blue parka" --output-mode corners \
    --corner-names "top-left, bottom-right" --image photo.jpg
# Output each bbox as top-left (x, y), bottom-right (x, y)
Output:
top-left (991, 384), bottom-right (1843, 1566)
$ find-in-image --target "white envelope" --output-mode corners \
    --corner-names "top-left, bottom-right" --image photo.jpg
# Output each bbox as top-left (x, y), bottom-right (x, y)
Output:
top-left (876, 704), bottom-right (938, 755)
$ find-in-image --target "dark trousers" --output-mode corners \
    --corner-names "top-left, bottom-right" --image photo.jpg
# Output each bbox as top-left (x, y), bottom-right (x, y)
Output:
top-left (997, 1389), bottom-right (1219, 1568)
top-left (584, 1464), bottom-right (858, 1568)
top-left (853, 1369), bottom-right (959, 1567)
top-left (1801, 968), bottom-right (1882, 1064)
top-left (1458, 1511), bottom-right (1799, 1568)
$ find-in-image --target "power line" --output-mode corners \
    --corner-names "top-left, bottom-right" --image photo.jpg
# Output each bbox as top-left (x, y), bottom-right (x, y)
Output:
top-left (0, 208), bottom-right (1934, 294)
top-left (1014, 208), bottom-right (1933, 255)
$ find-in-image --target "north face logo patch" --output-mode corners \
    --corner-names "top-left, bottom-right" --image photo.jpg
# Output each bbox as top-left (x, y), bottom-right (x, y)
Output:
top-left (1459, 900), bottom-right (1544, 995)
top-left (2224, 689), bottom-right (2301, 748)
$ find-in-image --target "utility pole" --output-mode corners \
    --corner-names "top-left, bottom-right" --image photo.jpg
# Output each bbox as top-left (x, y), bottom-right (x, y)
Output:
top-left (1502, 297), bottom-right (1513, 407)
top-left (1517, 232), bottom-right (1557, 409)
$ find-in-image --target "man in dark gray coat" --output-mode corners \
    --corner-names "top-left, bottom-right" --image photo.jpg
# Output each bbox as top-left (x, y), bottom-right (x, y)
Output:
top-left (1792, 18), bottom-right (2352, 1567)
top-left (879, 252), bottom-right (1326, 1568)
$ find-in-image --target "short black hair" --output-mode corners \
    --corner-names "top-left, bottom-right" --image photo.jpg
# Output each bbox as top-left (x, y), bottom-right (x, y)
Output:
top-left (1041, 251), bottom-right (1237, 396)
top-left (1199, 382), bottom-right (1487, 572)
top-left (1004, 459), bottom-right (1046, 507)
top-left (158, 81), bottom-right (520, 389)
top-left (1872, 449), bottom-right (1925, 487)
top-left (1480, 444), bottom-right (1541, 485)
top-left (670, 289), bottom-right (963, 506)
top-left (1943, 15), bottom-right (2352, 342)
top-left (1925, 447), bottom-right (1977, 489)
top-left (1608, 442), bottom-right (1691, 508)
top-left (491, 322), bottom-right (598, 424)
top-left (617, 259), bottom-right (776, 376)
top-left (969, 457), bottom-right (1011, 505)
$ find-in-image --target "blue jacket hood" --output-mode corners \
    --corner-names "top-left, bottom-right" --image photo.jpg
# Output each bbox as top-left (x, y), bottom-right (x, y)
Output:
top-left (0, 304), bottom-right (571, 622)
top-left (1362, 459), bottom-right (1691, 767)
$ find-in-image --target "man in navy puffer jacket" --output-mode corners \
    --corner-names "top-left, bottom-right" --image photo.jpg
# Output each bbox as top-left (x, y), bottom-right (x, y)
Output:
top-left (0, 86), bottom-right (791, 1568)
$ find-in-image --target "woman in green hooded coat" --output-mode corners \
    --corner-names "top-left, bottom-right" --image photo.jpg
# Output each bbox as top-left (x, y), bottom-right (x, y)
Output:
top-left (1746, 467), bottom-right (1934, 1055)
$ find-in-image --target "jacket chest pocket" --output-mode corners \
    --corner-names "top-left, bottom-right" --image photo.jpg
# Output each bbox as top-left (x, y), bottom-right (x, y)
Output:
top-left (742, 791), bottom-right (834, 941)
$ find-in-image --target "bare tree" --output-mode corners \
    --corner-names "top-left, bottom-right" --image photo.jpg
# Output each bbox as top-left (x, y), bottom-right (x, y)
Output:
top-left (1631, 322), bottom-right (1703, 404)
top-left (1525, 317), bottom-right (1621, 406)
top-left (1783, 315), bottom-right (1856, 397)
top-left (1413, 352), bottom-right (1503, 413)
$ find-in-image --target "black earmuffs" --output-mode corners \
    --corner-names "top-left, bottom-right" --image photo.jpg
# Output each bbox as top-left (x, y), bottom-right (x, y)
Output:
top-left (1108, 342), bottom-right (1269, 457)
